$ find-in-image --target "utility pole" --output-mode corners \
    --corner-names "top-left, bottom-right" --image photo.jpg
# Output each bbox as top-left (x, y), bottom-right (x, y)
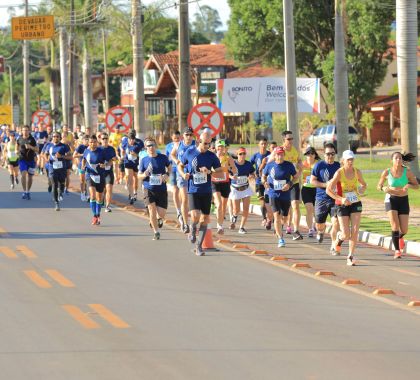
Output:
top-left (396, 0), bottom-right (419, 176)
top-left (179, 0), bottom-right (192, 130)
top-left (102, 29), bottom-right (110, 112)
top-left (131, 0), bottom-right (145, 138)
top-left (82, 36), bottom-right (93, 132)
top-left (334, 0), bottom-right (349, 156)
top-left (7, 65), bottom-right (14, 125)
top-left (23, 0), bottom-right (30, 125)
top-left (283, 0), bottom-right (299, 149)
top-left (59, 26), bottom-right (69, 126)
top-left (68, 0), bottom-right (75, 129)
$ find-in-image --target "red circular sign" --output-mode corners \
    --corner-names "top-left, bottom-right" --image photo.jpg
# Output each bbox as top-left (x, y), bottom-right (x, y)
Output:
top-left (32, 110), bottom-right (51, 126)
top-left (105, 106), bottom-right (132, 133)
top-left (187, 103), bottom-right (224, 138)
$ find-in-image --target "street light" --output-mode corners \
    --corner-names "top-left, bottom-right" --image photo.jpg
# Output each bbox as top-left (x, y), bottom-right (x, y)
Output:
top-left (6, 65), bottom-right (13, 126)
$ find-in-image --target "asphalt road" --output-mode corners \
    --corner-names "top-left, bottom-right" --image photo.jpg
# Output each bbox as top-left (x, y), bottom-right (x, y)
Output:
top-left (1, 169), bottom-right (420, 380)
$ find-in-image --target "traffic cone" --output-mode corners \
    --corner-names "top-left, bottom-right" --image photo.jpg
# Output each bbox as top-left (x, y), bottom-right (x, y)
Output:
top-left (202, 224), bottom-right (218, 251)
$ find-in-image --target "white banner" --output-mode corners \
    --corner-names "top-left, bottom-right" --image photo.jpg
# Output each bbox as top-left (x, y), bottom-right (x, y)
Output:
top-left (217, 77), bottom-right (320, 113)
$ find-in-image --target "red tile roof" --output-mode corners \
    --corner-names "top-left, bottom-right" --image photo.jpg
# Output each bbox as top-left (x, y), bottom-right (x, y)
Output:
top-left (227, 63), bottom-right (282, 78)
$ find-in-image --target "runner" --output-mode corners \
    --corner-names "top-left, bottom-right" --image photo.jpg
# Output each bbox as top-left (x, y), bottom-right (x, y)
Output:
top-left (3, 132), bottom-right (19, 189)
top-left (178, 130), bottom-right (223, 256)
top-left (139, 137), bottom-right (171, 240)
top-left (82, 135), bottom-right (106, 225)
top-left (61, 130), bottom-right (74, 194)
top-left (109, 125), bottom-right (124, 184)
top-left (250, 138), bottom-right (273, 230)
top-left (327, 150), bottom-right (367, 266)
top-left (310, 143), bottom-right (341, 253)
top-left (171, 127), bottom-right (196, 233)
top-left (34, 122), bottom-right (48, 174)
top-left (301, 146), bottom-right (321, 237)
top-left (165, 131), bottom-right (182, 220)
top-left (100, 132), bottom-right (117, 212)
top-left (262, 146), bottom-right (298, 248)
top-left (377, 152), bottom-right (419, 259)
top-left (229, 147), bottom-right (255, 234)
top-left (17, 125), bottom-right (38, 200)
top-left (123, 131), bottom-right (143, 205)
top-left (73, 134), bottom-right (89, 201)
top-left (211, 139), bottom-right (237, 234)
top-left (47, 132), bottom-right (72, 211)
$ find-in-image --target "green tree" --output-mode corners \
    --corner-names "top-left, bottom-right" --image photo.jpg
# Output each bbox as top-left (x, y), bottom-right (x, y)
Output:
top-left (192, 5), bottom-right (224, 42)
top-left (360, 111), bottom-right (375, 161)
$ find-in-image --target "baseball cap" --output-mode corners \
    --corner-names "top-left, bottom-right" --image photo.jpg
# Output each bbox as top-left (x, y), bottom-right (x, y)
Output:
top-left (274, 146), bottom-right (285, 155)
top-left (237, 147), bottom-right (247, 154)
top-left (183, 127), bottom-right (194, 134)
top-left (342, 150), bottom-right (355, 160)
top-left (304, 146), bottom-right (317, 156)
top-left (216, 139), bottom-right (226, 147)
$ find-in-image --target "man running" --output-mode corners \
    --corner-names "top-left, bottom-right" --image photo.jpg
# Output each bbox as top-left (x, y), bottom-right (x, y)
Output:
top-left (139, 137), bottom-right (171, 240)
top-left (17, 125), bottom-right (38, 200)
top-left (165, 131), bottom-right (182, 220)
top-left (100, 132), bottom-right (117, 212)
top-left (35, 122), bottom-right (48, 174)
top-left (178, 130), bottom-right (223, 256)
top-left (122, 131), bottom-right (144, 204)
top-left (73, 134), bottom-right (89, 201)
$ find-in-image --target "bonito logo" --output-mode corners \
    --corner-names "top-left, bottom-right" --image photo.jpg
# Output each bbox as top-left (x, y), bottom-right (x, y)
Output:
top-left (228, 86), bottom-right (253, 103)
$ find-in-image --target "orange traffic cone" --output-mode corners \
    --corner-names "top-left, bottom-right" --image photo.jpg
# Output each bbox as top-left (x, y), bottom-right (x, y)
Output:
top-left (202, 224), bottom-right (218, 251)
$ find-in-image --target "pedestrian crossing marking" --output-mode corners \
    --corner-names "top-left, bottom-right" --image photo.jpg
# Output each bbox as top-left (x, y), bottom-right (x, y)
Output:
top-left (88, 304), bottom-right (131, 328)
top-left (24, 270), bottom-right (52, 288)
top-left (45, 269), bottom-right (75, 287)
top-left (16, 245), bottom-right (37, 259)
top-left (0, 246), bottom-right (18, 259)
top-left (62, 305), bottom-right (101, 329)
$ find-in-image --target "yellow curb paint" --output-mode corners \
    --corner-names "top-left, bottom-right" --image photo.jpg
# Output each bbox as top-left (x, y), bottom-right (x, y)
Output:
top-left (88, 304), bottom-right (130, 328)
top-left (62, 305), bottom-right (100, 329)
top-left (24, 270), bottom-right (52, 288)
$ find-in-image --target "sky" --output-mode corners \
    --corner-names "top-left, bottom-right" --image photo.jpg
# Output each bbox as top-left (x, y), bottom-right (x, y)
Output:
top-left (0, 0), bottom-right (231, 29)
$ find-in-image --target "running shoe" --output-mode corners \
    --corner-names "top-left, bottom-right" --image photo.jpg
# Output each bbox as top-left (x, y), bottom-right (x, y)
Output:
top-left (230, 215), bottom-right (238, 230)
top-left (65, 188), bottom-right (70, 195)
top-left (346, 255), bottom-right (355, 266)
top-left (91, 216), bottom-right (98, 225)
top-left (277, 238), bottom-right (286, 248)
top-left (129, 197), bottom-right (134, 205)
top-left (292, 231), bottom-right (303, 241)
top-left (334, 242), bottom-right (342, 255)
top-left (182, 223), bottom-right (190, 234)
top-left (238, 227), bottom-right (247, 234)
top-left (133, 193), bottom-right (137, 201)
top-left (394, 250), bottom-right (402, 259)
top-left (105, 206), bottom-right (112, 213)
top-left (261, 218), bottom-right (267, 227)
top-left (26, 192), bottom-right (31, 200)
top-left (217, 226), bottom-right (224, 235)
top-left (22, 192), bottom-right (27, 200)
top-left (158, 218), bottom-right (163, 228)
top-left (330, 246), bottom-right (340, 256)
top-left (316, 232), bottom-right (324, 244)
top-left (59, 194), bottom-right (63, 202)
top-left (81, 193), bottom-right (86, 201)
top-left (10, 183), bottom-right (14, 190)
top-left (308, 228), bottom-right (315, 238)
top-left (265, 220), bottom-right (272, 230)
top-left (399, 237), bottom-right (405, 251)
top-left (55, 202), bottom-right (60, 211)
top-left (189, 231), bottom-right (197, 244)
top-left (153, 232), bottom-right (161, 240)
top-left (96, 217), bottom-right (101, 225)
top-left (286, 226), bottom-right (292, 234)
top-left (195, 245), bottom-right (205, 256)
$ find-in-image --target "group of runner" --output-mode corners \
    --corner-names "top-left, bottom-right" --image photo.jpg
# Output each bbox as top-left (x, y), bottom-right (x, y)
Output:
top-left (1, 123), bottom-right (418, 262)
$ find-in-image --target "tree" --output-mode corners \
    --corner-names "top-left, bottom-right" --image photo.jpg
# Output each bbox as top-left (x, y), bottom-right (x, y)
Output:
top-left (192, 5), bottom-right (224, 42)
top-left (360, 111), bottom-right (375, 161)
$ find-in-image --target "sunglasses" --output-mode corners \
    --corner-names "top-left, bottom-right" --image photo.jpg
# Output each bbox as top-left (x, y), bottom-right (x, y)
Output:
top-left (238, 152), bottom-right (246, 156)
top-left (146, 144), bottom-right (155, 148)
top-left (286, 138), bottom-right (294, 141)
top-left (184, 133), bottom-right (193, 137)
top-left (325, 152), bottom-right (336, 156)
top-left (102, 137), bottom-right (108, 140)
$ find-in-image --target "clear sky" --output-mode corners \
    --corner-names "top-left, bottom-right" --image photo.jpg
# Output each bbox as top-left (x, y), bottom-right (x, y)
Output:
top-left (0, 0), bottom-right (231, 29)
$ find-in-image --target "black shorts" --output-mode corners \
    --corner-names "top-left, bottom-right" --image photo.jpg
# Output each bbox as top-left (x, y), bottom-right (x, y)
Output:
top-left (125, 162), bottom-right (139, 172)
top-left (119, 162), bottom-right (125, 172)
top-left (301, 186), bottom-right (316, 205)
top-left (188, 193), bottom-right (212, 215)
top-left (315, 199), bottom-right (337, 224)
top-left (49, 169), bottom-right (66, 183)
top-left (104, 171), bottom-right (115, 185)
top-left (212, 181), bottom-right (231, 198)
top-left (385, 195), bottom-right (410, 215)
top-left (86, 175), bottom-right (105, 193)
top-left (144, 189), bottom-right (168, 209)
top-left (290, 183), bottom-right (300, 201)
top-left (336, 201), bottom-right (362, 217)
top-left (7, 160), bottom-right (19, 167)
top-left (255, 183), bottom-right (269, 203)
top-left (269, 197), bottom-right (291, 216)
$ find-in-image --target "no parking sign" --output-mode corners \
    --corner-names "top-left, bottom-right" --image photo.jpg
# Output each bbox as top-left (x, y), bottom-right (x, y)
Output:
top-left (105, 106), bottom-right (132, 133)
top-left (187, 103), bottom-right (224, 138)
top-left (32, 110), bottom-right (51, 126)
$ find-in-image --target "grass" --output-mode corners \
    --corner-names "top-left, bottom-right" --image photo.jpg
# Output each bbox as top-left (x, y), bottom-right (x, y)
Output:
top-left (360, 217), bottom-right (420, 242)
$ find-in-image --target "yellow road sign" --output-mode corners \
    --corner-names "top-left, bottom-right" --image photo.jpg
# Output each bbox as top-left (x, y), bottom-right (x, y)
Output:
top-left (12, 15), bottom-right (54, 40)
top-left (0, 105), bottom-right (12, 125)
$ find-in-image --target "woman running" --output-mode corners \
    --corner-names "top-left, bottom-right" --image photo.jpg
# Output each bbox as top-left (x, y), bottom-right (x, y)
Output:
top-left (229, 147), bottom-right (255, 234)
top-left (301, 147), bottom-right (320, 237)
top-left (377, 152), bottom-right (419, 259)
top-left (3, 132), bottom-right (20, 189)
top-left (327, 150), bottom-right (367, 266)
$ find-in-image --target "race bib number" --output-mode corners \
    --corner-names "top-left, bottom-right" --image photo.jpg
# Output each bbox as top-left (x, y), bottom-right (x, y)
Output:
top-left (212, 172), bottom-right (228, 182)
top-left (384, 193), bottom-right (391, 203)
top-left (345, 191), bottom-right (359, 203)
top-left (150, 174), bottom-right (162, 186)
top-left (28, 167), bottom-right (35, 175)
top-left (193, 172), bottom-right (207, 185)
top-left (37, 138), bottom-right (45, 144)
top-left (105, 164), bottom-right (112, 171)
top-left (305, 175), bottom-right (311, 184)
top-left (273, 180), bottom-right (286, 191)
top-left (236, 176), bottom-right (248, 186)
top-left (90, 174), bottom-right (101, 184)
top-left (53, 161), bottom-right (63, 169)
top-left (127, 153), bottom-right (135, 161)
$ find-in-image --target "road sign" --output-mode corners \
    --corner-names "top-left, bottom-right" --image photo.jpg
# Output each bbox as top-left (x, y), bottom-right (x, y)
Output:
top-left (188, 103), bottom-right (224, 138)
top-left (105, 106), bottom-right (132, 133)
top-left (12, 15), bottom-right (54, 40)
top-left (32, 110), bottom-right (51, 126)
top-left (0, 56), bottom-right (4, 74)
top-left (0, 105), bottom-right (12, 125)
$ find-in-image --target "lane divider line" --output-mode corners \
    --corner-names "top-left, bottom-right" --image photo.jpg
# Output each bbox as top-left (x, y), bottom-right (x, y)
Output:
top-left (45, 270), bottom-right (76, 288)
top-left (62, 305), bottom-right (100, 329)
top-left (24, 270), bottom-right (52, 288)
top-left (0, 246), bottom-right (18, 259)
top-left (16, 245), bottom-right (37, 259)
top-left (88, 304), bottom-right (130, 328)
top-left (391, 268), bottom-right (420, 278)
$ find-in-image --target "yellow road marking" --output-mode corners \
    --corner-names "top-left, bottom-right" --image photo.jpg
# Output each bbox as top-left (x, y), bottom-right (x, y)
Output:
top-left (45, 269), bottom-right (75, 288)
top-left (0, 246), bottom-right (18, 259)
top-left (16, 245), bottom-right (37, 259)
top-left (62, 305), bottom-right (100, 329)
top-left (24, 270), bottom-right (52, 288)
top-left (88, 304), bottom-right (130, 328)
top-left (391, 268), bottom-right (420, 277)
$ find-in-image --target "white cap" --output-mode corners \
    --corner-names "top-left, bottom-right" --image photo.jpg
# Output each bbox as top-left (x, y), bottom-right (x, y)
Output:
top-left (342, 150), bottom-right (355, 160)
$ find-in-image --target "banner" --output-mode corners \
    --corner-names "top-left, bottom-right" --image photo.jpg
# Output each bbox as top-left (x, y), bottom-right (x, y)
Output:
top-left (217, 77), bottom-right (320, 113)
